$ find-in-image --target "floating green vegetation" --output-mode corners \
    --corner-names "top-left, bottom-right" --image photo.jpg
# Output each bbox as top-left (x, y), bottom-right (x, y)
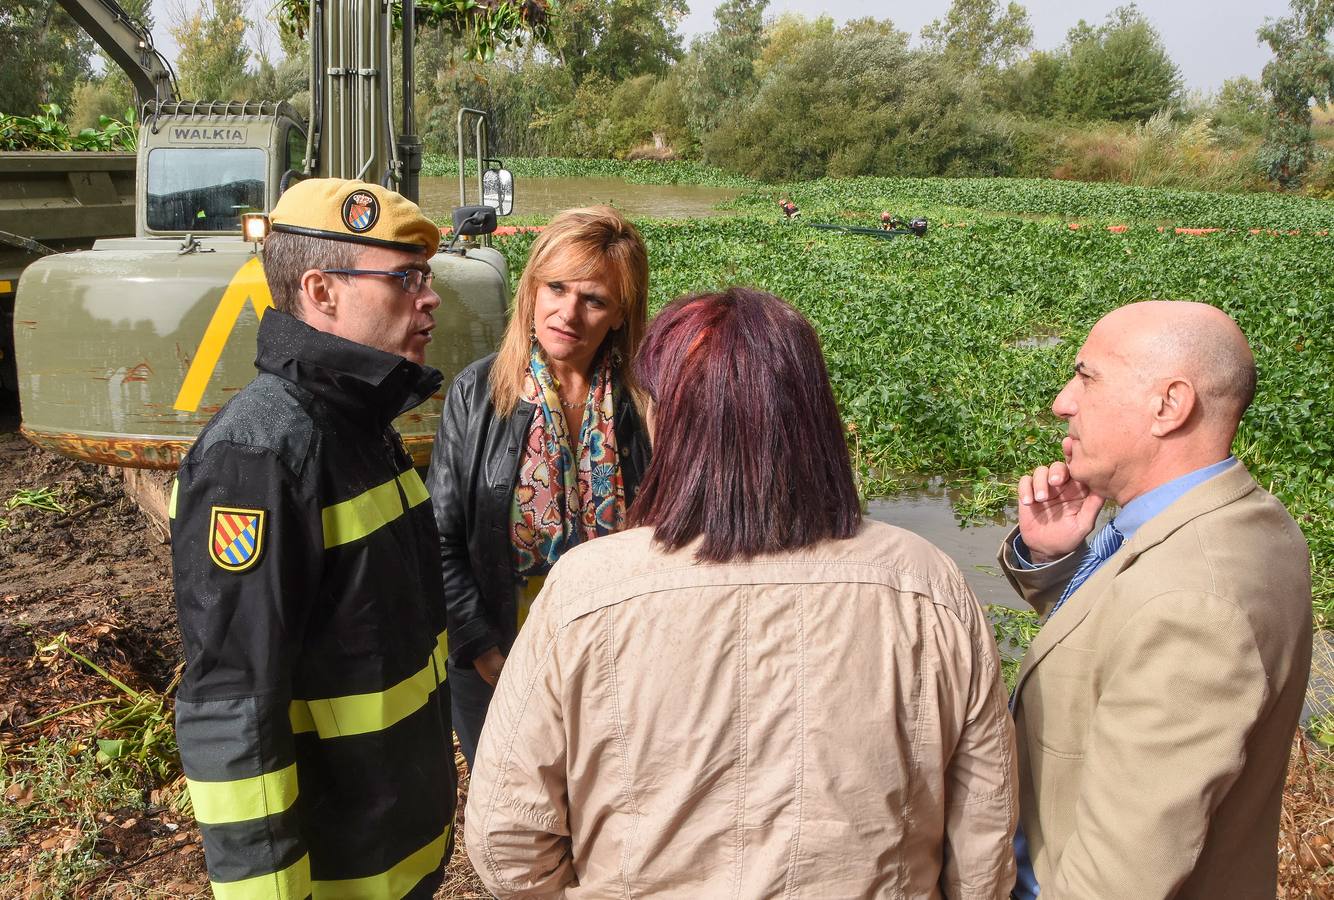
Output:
top-left (989, 606), bottom-right (1042, 690)
top-left (730, 176), bottom-right (1334, 230)
top-left (421, 154), bottom-right (757, 189)
top-left (494, 176), bottom-right (1334, 624)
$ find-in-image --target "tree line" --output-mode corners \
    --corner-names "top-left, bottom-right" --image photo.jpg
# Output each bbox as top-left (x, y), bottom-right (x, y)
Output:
top-left (2, 0), bottom-right (1331, 191)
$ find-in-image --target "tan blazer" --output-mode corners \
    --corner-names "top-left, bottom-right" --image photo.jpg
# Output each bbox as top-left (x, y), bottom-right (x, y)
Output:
top-left (467, 520), bottom-right (1018, 898)
top-left (999, 462), bottom-right (1311, 898)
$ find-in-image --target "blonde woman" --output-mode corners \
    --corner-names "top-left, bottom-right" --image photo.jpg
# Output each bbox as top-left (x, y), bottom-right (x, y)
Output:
top-left (426, 206), bottom-right (651, 767)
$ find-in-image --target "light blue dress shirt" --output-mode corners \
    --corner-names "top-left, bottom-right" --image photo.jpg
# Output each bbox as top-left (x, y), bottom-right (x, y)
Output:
top-left (1010, 456), bottom-right (1237, 899)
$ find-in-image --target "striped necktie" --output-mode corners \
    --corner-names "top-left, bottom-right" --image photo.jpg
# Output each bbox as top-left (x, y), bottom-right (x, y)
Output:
top-left (1048, 521), bottom-right (1124, 619)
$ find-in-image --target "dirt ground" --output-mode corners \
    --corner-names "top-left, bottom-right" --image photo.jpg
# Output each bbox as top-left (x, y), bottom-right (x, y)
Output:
top-left (0, 420), bottom-right (1331, 897)
top-left (0, 422), bottom-right (488, 898)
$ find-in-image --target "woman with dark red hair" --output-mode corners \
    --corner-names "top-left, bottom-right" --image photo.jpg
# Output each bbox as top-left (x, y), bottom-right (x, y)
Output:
top-left (465, 288), bottom-right (1018, 898)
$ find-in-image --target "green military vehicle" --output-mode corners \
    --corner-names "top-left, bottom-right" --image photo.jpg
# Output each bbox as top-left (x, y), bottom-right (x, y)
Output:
top-left (0, 152), bottom-right (136, 408)
top-left (10, 0), bottom-right (515, 468)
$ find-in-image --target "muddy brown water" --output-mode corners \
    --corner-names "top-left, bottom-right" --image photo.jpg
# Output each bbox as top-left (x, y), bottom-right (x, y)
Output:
top-left (418, 175), bottom-right (743, 221)
top-left (865, 487), bottom-right (1023, 611)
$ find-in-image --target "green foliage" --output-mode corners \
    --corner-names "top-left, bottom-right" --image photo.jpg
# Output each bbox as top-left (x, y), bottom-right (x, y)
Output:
top-left (74, 0), bottom-right (153, 123)
top-left (171, 0), bottom-right (251, 100)
top-left (0, 104), bottom-right (137, 151)
top-left (494, 174), bottom-right (1334, 619)
top-left (36, 636), bottom-right (182, 785)
top-left (725, 173), bottom-right (1334, 228)
top-left (1053, 4), bottom-right (1182, 122)
top-left (0, 0), bottom-right (94, 116)
top-left (1214, 76), bottom-right (1270, 135)
top-left (418, 50), bottom-right (575, 156)
top-left (529, 73), bottom-right (623, 158)
top-left (952, 476), bottom-right (1014, 525)
top-left (704, 22), bottom-right (1015, 180)
top-left (6, 487), bottom-right (66, 514)
top-left (69, 78), bottom-right (134, 133)
top-left (0, 738), bottom-right (144, 890)
top-left (991, 50), bottom-right (1065, 117)
top-left (420, 153), bottom-right (758, 187)
top-left (246, 48), bottom-right (311, 107)
top-left (678, 0), bottom-right (768, 138)
top-left (988, 606), bottom-right (1041, 689)
top-left (545, 0), bottom-right (686, 82)
top-left (278, 0), bottom-right (551, 64)
top-left (921, 0), bottom-right (1033, 73)
top-left (1308, 711), bottom-right (1334, 750)
top-left (1258, 0), bottom-right (1334, 187)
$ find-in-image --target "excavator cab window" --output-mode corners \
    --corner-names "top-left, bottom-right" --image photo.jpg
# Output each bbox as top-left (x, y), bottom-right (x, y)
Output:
top-left (287, 127), bottom-right (306, 173)
top-left (280, 126), bottom-right (309, 195)
top-left (146, 148), bottom-right (266, 232)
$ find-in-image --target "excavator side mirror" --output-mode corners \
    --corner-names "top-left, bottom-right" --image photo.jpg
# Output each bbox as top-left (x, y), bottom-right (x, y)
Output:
top-left (482, 168), bottom-right (514, 217)
top-left (452, 205), bottom-right (497, 237)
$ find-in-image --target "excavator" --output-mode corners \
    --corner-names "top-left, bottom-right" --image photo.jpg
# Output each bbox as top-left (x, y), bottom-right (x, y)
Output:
top-left (9, 0), bottom-right (529, 469)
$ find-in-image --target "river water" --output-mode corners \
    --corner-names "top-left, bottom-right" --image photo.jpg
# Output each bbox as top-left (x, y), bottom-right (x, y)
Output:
top-left (417, 175), bottom-right (743, 221)
top-left (865, 487), bottom-right (1022, 610)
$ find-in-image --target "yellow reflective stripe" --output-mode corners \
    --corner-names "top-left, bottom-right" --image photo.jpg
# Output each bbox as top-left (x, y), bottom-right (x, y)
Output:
top-left (187, 763), bottom-right (298, 826)
top-left (0, 280), bottom-right (12, 294)
top-left (397, 469), bottom-right (429, 508)
top-left (289, 700), bottom-right (316, 734)
top-left (313, 826), bottom-right (450, 898)
top-left (210, 853), bottom-right (310, 900)
top-left (290, 631), bottom-right (448, 738)
top-left (168, 479), bottom-right (179, 519)
top-left (321, 478), bottom-right (404, 549)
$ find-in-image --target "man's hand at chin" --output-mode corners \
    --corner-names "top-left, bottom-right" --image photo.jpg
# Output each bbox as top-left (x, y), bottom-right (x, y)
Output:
top-left (1017, 438), bottom-right (1105, 563)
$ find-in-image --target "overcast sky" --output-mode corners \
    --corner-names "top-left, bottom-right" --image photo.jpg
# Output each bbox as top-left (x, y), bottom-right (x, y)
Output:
top-left (147, 0), bottom-right (1292, 94)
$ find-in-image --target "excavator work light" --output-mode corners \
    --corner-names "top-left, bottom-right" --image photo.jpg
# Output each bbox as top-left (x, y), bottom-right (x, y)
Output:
top-left (242, 212), bottom-right (271, 244)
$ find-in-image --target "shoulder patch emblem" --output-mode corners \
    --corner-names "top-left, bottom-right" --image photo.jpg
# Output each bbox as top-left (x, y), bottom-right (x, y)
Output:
top-left (209, 506), bottom-right (266, 573)
top-left (342, 190), bottom-right (379, 233)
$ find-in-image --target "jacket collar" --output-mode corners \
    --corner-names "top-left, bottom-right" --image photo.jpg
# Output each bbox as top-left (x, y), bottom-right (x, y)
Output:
top-left (1014, 461), bottom-right (1260, 699)
top-left (255, 310), bottom-right (443, 428)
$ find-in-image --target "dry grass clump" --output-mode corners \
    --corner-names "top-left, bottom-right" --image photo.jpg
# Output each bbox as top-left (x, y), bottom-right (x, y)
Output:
top-left (1279, 734), bottom-right (1334, 898)
top-left (1281, 633), bottom-right (1334, 898)
top-left (436, 748), bottom-right (490, 899)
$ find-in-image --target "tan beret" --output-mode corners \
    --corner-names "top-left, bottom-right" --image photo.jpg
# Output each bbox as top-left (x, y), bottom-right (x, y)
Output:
top-left (269, 178), bottom-right (440, 258)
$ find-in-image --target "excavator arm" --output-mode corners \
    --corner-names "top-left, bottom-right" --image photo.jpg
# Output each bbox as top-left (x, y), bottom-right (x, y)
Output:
top-left (56, 0), bottom-right (176, 107)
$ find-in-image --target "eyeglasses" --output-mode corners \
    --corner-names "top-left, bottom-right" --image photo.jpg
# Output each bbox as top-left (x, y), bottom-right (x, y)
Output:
top-left (320, 268), bottom-right (434, 294)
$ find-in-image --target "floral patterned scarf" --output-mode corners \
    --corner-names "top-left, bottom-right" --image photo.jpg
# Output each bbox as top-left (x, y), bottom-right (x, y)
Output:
top-left (510, 343), bottom-right (625, 576)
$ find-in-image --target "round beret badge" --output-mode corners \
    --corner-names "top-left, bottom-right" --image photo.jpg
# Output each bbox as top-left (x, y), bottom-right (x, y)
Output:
top-left (342, 190), bottom-right (380, 233)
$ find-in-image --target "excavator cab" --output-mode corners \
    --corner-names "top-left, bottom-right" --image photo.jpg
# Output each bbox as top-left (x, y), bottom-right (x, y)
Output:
top-left (137, 101), bottom-right (306, 236)
top-left (13, 1), bottom-right (514, 470)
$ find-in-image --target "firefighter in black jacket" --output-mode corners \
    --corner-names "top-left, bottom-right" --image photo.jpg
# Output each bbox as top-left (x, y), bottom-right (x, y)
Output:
top-left (171, 178), bottom-right (455, 898)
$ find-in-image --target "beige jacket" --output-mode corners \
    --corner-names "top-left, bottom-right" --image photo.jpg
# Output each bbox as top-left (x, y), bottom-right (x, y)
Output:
top-left (465, 520), bottom-right (1017, 899)
top-left (999, 462), bottom-right (1312, 898)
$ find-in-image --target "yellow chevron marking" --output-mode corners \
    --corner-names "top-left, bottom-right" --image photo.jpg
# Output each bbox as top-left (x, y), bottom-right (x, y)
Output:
top-left (173, 256), bottom-right (273, 412)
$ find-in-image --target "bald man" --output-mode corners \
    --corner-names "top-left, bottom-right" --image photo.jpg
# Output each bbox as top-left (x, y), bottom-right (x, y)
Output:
top-left (1000, 301), bottom-right (1311, 899)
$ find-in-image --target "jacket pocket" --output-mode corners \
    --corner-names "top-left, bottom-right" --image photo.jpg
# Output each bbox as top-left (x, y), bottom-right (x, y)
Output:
top-left (1026, 642), bottom-right (1094, 758)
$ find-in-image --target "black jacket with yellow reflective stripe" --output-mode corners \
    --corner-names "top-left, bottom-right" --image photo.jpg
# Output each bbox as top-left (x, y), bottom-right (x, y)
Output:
top-left (171, 310), bottom-right (455, 900)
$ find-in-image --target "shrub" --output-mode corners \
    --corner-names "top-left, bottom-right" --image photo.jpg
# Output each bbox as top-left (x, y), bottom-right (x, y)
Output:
top-left (1053, 5), bottom-right (1182, 123)
top-left (1212, 76), bottom-right (1268, 136)
top-left (0, 104), bottom-right (136, 151)
top-left (704, 23), bottom-right (1016, 180)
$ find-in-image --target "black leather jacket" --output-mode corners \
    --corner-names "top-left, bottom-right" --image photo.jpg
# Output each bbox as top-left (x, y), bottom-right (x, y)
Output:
top-left (426, 353), bottom-right (651, 665)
